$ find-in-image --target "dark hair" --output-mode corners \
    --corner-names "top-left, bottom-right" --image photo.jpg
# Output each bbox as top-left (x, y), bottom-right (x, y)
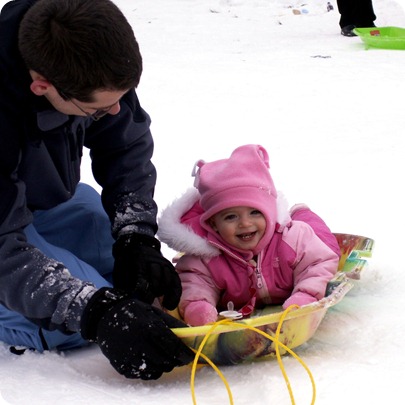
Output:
top-left (18, 0), bottom-right (142, 102)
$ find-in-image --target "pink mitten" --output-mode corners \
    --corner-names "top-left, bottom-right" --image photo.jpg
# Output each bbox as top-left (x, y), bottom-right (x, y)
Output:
top-left (183, 301), bottom-right (218, 326)
top-left (282, 292), bottom-right (317, 309)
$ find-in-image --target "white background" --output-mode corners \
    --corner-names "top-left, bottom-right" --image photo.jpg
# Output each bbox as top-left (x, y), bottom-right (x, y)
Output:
top-left (1, 0), bottom-right (405, 404)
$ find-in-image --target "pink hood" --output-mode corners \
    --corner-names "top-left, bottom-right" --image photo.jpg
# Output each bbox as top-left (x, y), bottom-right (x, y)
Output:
top-left (157, 187), bottom-right (291, 260)
top-left (191, 144), bottom-right (279, 255)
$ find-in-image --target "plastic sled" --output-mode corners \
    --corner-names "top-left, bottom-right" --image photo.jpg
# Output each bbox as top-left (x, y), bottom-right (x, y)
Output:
top-left (354, 26), bottom-right (405, 50)
top-left (171, 233), bottom-right (374, 365)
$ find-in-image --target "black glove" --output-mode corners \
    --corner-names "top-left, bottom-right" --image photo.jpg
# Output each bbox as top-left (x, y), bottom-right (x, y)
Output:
top-left (112, 233), bottom-right (181, 310)
top-left (81, 287), bottom-right (194, 380)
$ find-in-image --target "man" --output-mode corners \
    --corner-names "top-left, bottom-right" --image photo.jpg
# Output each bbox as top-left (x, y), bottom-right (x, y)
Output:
top-left (0, 0), bottom-right (193, 380)
top-left (337, 0), bottom-right (377, 37)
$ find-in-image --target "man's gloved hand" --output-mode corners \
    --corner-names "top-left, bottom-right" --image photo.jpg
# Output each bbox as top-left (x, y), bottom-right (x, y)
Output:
top-left (112, 233), bottom-right (181, 310)
top-left (81, 287), bottom-right (194, 380)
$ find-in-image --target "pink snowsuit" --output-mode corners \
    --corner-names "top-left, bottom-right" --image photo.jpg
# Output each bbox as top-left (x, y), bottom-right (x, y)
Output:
top-left (158, 190), bottom-right (340, 325)
top-left (157, 145), bottom-right (340, 325)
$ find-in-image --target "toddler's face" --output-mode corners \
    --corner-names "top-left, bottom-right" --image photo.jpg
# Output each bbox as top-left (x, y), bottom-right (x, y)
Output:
top-left (209, 206), bottom-right (266, 251)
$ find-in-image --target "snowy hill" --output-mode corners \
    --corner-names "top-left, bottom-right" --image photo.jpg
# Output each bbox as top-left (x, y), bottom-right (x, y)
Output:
top-left (1, 0), bottom-right (405, 404)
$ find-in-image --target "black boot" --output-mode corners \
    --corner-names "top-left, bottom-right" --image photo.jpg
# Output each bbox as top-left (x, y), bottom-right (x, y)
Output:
top-left (341, 25), bottom-right (357, 37)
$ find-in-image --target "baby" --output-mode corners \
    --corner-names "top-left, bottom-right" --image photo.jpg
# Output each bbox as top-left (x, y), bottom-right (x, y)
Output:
top-left (158, 144), bottom-right (340, 326)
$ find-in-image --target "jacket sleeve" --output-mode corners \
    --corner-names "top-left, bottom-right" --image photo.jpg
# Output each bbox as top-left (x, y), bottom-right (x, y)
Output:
top-left (283, 222), bottom-right (339, 301)
top-left (1, 90), bottom-right (97, 337)
top-left (0, 110), bottom-right (97, 335)
top-left (84, 89), bottom-right (158, 239)
top-left (174, 254), bottom-right (221, 318)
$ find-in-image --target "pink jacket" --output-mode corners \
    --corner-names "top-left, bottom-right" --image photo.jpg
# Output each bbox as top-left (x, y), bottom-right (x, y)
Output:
top-left (158, 188), bottom-right (339, 320)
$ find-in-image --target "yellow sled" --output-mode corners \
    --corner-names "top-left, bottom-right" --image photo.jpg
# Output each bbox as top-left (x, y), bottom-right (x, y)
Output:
top-left (171, 233), bottom-right (374, 365)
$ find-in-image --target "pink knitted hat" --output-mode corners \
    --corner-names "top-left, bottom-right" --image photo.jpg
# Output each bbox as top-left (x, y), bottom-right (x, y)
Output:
top-left (192, 144), bottom-right (278, 237)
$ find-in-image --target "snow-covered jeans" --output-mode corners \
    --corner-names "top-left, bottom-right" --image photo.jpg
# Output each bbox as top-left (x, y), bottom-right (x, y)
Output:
top-left (0, 183), bottom-right (113, 352)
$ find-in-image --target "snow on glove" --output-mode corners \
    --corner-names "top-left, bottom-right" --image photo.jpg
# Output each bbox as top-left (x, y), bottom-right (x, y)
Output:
top-left (282, 291), bottom-right (318, 309)
top-left (81, 287), bottom-right (194, 380)
top-left (183, 301), bottom-right (218, 326)
top-left (112, 233), bottom-right (182, 310)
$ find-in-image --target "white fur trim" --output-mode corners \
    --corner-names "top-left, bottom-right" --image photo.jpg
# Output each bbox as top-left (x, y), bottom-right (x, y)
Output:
top-left (276, 191), bottom-right (292, 228)
top-left (157, 188), bottom-right (220, 258)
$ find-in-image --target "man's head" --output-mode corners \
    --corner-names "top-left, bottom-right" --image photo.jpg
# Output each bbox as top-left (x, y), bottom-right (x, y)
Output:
top-left (18, 0), bottom-right (142, 102)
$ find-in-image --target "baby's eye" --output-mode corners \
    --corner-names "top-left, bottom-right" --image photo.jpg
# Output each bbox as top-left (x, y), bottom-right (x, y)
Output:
top-left (224, 214), bottom-right (237, 221)
top-left (250, 210), bottom-right (262, 216)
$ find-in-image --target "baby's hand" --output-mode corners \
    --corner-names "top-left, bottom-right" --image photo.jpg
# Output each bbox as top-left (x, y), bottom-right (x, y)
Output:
top-left (282, 292), bottom-right (317, 309)
top-left (184, 301), bottom-right (218, 326)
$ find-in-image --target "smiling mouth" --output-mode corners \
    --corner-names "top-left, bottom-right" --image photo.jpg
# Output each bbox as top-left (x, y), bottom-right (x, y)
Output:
top-left (238, 232), bottom-right (256, 241)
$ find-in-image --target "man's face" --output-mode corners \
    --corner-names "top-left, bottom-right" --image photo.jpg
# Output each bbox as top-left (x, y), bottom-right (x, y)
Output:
top-left (28, 70), bottom-right (129, 119)
top-left (50, 88), bottom-right (127, 120)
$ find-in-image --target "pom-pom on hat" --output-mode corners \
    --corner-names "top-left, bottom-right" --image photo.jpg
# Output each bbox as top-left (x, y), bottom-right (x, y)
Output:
top-left (192, 144), bottom-right (278, 239)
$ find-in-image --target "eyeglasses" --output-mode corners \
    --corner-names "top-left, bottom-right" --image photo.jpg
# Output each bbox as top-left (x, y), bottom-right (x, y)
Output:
top-left (68, 98), bottom-right (113, 121)
top-left (59, 91), bottom-right (113, 121)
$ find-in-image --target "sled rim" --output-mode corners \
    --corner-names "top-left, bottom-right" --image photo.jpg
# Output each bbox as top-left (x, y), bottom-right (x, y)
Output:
top-left (354, 26), bottom-right (405, 50)
top-left (172, 279), bottom-right (353, 338)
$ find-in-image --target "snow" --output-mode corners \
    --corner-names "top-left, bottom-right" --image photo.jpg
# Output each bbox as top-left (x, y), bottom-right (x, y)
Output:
top-left (1, 0), bottom-right (405, 403)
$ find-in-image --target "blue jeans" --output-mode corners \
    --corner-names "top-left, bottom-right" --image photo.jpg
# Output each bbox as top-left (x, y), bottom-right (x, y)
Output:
top-left (0, 183), bottom-right (113, 351)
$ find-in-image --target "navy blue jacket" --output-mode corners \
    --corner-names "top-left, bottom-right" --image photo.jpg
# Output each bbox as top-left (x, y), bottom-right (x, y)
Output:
top-left (0, 0), bottom-right (158, 333)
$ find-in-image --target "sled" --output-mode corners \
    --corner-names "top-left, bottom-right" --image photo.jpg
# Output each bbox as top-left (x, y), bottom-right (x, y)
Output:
top-left (171, 233), bottom-right (374, 365)
top-left (354, 26), bottom-right (405, 50)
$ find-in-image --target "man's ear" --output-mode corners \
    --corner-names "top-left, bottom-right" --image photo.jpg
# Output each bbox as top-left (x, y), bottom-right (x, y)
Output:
top-left (29, 70), bottom-right (52, 96)
top-left (30, 79), bottom-right (52, 96)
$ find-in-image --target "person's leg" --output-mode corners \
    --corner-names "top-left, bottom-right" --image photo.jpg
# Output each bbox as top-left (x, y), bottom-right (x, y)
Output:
top-left (337, 0), bottom-right (376, 36)
top-left (336, 0), bottom-right (354, 28)
top-left (0, 224), bottom-right (111, 351)
top-left (290, 204), bottom-right (341, 258)
top-left (0, 308), bottom-right (48, 352)
top-left (0, 184), bottom-right (113, 351)
top-left (33, 183), bottom-right (115, 281)
top-left (352, 0), bottom-right (376, 27)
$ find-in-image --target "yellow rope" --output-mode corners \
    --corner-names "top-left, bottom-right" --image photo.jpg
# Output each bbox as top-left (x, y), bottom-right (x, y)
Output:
top-left (189, 305), bottom-right (316, 405)
top-left (190, 349), bottom-right (234, 405)
top-left (190, 320), bottom-right (235, 405)
top-left (274, 305), bottom-right (316, 405)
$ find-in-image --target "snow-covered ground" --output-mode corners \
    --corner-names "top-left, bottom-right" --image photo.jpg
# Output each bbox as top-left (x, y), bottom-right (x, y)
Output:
top-left (1, 0), bottom-right (405, 404)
